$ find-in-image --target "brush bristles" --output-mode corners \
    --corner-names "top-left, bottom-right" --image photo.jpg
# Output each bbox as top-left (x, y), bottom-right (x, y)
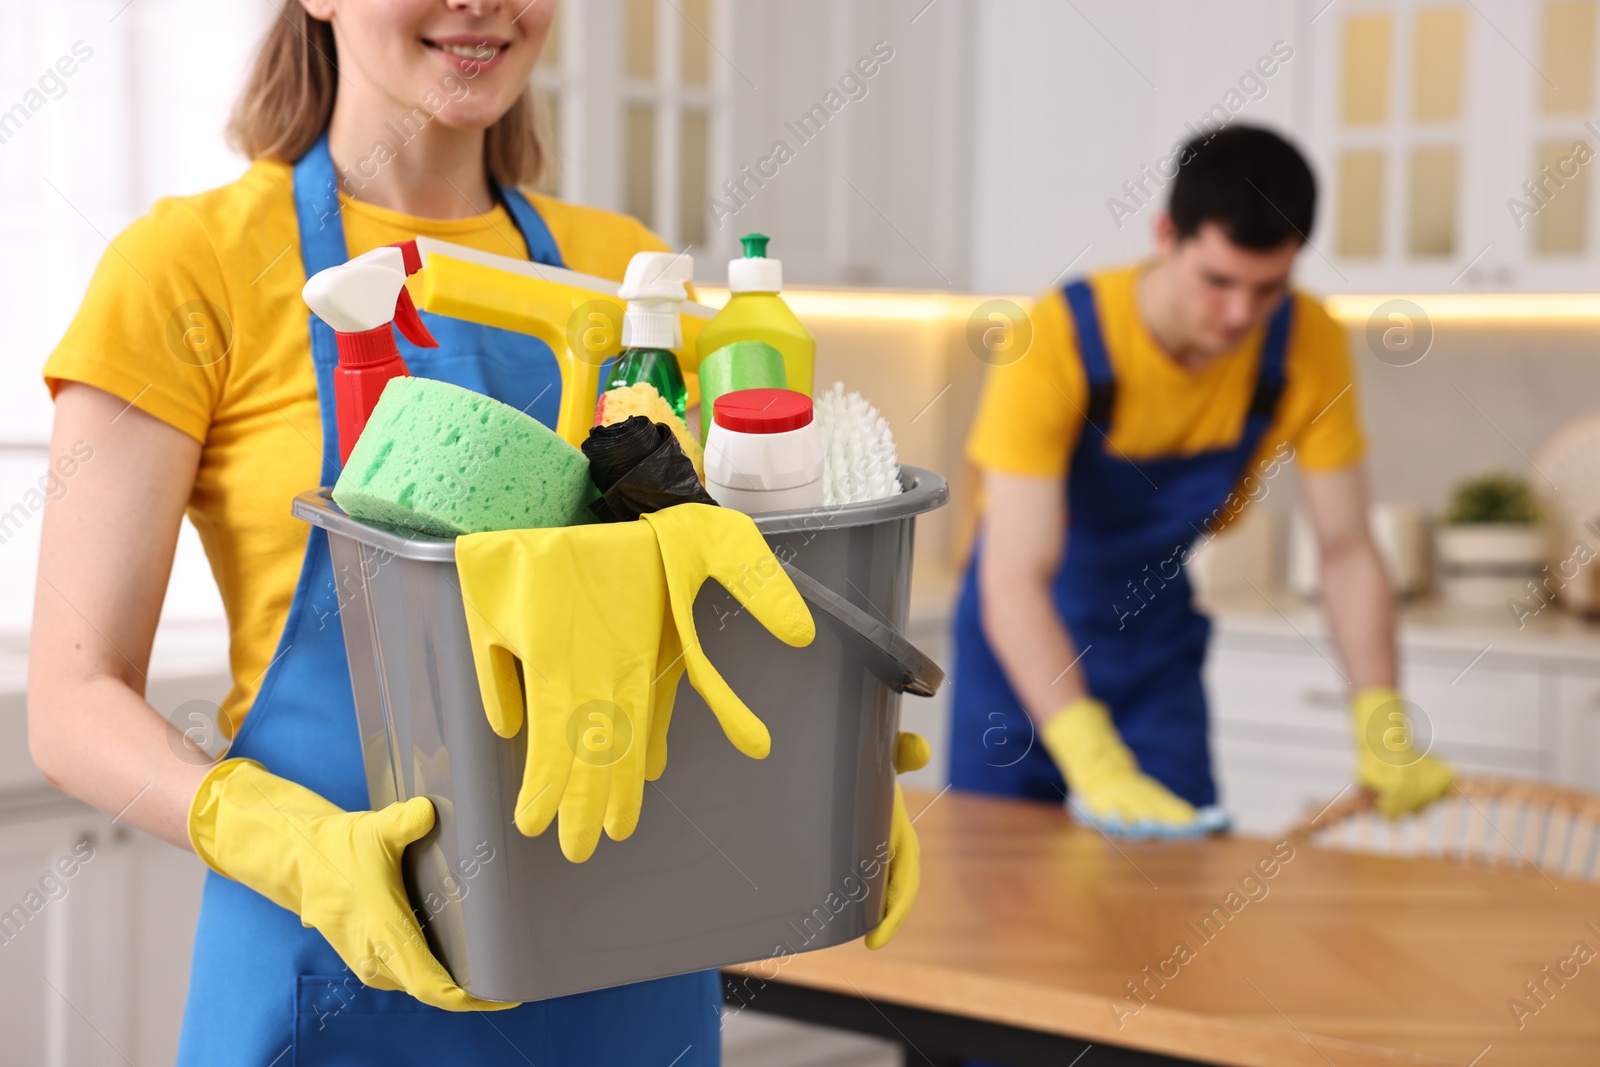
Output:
top-left (816, 381), bottom-right (902, 507)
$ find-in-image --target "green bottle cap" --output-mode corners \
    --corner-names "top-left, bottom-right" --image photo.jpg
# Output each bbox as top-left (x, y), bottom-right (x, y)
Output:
top-left (739, 233), bottom-right (771, 259)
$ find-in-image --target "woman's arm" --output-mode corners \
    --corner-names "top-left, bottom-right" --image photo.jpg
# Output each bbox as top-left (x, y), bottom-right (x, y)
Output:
top-left (28, 382), bottom-right (213, 850)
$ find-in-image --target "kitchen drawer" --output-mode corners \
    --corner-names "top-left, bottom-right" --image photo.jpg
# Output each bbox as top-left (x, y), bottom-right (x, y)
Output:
top-left (1213, 734), bottom-right (1349, 836)
top-left (1214, 731), bottom-right (1542, 836)
top-left (1402, 658), bottom-right (1546, 756)
top-left (1554, 672), bottom-right (1600, 792)
top-left (1206, 644), bottom-right (1348, 740)
top-left (1206, 643), bottom-right (1545, 756)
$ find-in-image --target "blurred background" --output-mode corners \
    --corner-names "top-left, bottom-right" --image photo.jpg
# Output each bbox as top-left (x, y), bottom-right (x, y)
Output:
top-left (3, 0), bottom-right (1600, 1063)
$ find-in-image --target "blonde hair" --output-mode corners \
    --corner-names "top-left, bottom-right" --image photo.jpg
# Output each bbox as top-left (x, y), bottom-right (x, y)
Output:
top-left (226, 6), bottom-right (545, 188)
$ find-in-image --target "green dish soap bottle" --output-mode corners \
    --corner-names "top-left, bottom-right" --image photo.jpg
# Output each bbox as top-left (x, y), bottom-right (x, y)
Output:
top-left (696, 234), bottom-right (815, 398)
top-left (605, 251), bottom-right (694, 419)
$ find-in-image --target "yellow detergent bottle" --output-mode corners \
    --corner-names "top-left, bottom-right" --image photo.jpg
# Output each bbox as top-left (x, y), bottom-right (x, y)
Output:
top-left (697, 234), bottom-right (815, 397)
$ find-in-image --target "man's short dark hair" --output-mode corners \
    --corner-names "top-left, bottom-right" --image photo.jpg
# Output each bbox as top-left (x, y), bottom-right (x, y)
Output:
top-left (1169, 125), bottom-right (1316, 250)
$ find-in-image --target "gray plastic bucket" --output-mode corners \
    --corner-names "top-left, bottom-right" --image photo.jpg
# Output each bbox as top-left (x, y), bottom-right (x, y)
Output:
top-left (291, 467), bottom-right (947, 1003)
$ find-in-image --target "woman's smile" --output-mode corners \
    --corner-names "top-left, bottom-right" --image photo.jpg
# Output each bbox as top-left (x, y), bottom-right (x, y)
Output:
top-left (421, 34), bottom-right (510, 74)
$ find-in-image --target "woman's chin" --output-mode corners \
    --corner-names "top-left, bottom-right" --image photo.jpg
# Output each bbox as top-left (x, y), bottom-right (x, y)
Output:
top-left (428, 100), bottom-right (520, 133)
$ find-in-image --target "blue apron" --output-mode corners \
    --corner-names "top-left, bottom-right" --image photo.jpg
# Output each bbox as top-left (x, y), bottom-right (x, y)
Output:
top-left (948, 278), bottom-right (1292, 808)
top-left (175, 136), bottom-right (720, 1067)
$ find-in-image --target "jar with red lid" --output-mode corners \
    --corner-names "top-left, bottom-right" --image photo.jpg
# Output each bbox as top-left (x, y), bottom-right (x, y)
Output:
top-left (704, 388), bottom-right (824, 514)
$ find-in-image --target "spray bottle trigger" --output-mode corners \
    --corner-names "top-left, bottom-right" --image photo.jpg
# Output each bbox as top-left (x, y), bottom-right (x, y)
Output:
top-left (393, 288), bottom-right (438, 348)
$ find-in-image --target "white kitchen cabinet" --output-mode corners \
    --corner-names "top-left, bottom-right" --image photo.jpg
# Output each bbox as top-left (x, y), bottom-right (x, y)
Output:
top-left (0, 628), bottom-right (223, 1066)
top-left (0, 798), bottom-right (204, 1067)
top-left (1205, 594), bottom-right (1600, 835)
top-left (1553, 669), bottom-right (1600, 792)
top-left (1210, 732), bottom-right (1351, 835)
top-left (1301, 0), bottom-right (1600, 295)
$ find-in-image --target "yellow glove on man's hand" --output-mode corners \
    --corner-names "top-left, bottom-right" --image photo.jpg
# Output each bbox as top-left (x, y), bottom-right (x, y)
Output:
top-left (457, 522), bottom-right (671, 862)
top-left (188, 759), bottom-right (509, 1012)
top-left (1042, 697), bottom-right (1199, 832)
top-left (1350, 687), bottom-right (1456, 818)
top-left (640, 504), bottom-right (815, 768)
top-left (866, 731), bottom-right (928, 950)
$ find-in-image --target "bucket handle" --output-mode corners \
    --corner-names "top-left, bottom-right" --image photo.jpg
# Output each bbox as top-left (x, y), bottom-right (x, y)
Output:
top-left (779, 561), bottom-right (943, 697)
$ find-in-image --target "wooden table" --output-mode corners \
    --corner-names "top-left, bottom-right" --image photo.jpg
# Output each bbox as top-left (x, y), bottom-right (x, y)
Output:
top-left (724, 788), bottom-right (1600, 1066)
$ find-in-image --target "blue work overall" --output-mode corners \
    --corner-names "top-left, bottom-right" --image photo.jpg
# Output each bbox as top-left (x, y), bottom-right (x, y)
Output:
top-left (948, 278), bottom-right (1293, 808)
top-left (175, 136), bottom-right (720, 1067)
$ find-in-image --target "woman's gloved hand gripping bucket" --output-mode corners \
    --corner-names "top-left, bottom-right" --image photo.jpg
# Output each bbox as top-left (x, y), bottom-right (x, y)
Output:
top-left (186, 759), bottom-right (512, 1012)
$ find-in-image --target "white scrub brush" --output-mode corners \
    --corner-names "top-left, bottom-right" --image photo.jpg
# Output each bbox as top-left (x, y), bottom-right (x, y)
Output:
top-left (815, 381), bottom-right (902, 506)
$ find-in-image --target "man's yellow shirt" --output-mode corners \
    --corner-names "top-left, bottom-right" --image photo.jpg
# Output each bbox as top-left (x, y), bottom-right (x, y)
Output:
top-left (966, 265), bottom-right (1365, 489)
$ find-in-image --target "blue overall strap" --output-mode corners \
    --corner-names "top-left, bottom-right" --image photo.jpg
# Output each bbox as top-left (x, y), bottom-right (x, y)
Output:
top-left (496, 184), bottom-right (565, 267)
top-left (293, 135), bottom-right (354, 487)
top-left (1246, 296), bottom-right (1294, 423)
top-left (292, 135), bottom-right (350, 277)
top-left (292, 136), bottom-right (568, 474)
top-left (1062, 279), bottom-right (1116, 428)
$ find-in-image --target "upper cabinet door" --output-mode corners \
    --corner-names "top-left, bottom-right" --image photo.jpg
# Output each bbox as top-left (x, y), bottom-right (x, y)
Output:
top-left (1303, 0), bottom-right (1600, 293)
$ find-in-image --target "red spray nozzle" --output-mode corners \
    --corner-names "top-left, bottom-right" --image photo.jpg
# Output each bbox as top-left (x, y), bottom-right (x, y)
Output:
top-left (387, 240), bottom-right (437, 348)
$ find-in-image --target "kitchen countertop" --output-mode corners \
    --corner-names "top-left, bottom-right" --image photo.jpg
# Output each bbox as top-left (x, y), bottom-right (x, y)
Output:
top-left (909, 569), bottom-right (1600, 663)
top-left (1200, 584), bottom-right (1600, 663)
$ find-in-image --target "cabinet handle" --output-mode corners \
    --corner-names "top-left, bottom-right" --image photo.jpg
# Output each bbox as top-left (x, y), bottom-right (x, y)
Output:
top-left (1304, 688), bottom-right (1346, 710)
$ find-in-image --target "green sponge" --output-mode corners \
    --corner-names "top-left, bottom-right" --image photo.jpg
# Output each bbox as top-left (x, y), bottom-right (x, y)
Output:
top-left (332, 377), bottom-right (596, 536)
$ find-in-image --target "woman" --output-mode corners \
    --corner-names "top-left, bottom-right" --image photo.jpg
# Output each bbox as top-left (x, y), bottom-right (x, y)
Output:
top-left (28, 1), bottom-right (721, 1062)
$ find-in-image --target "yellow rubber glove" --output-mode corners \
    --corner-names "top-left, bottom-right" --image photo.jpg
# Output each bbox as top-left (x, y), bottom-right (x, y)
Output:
top-left (866, 731), bottom-right (928, 950)
top-left (639, 504), bottom-right (816, 768)
top-left (1042, 696), bottom-right (1199, 830)
top-left (456, 522), bottom-right (669, 862)
top-left (1350, 687), bottom-right (1456, 818)
top-left (188, 759), bottom-right (510, 1012)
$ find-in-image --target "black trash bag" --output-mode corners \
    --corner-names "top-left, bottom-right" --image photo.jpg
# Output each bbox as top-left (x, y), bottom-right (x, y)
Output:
top-left (582, 415), bottom-right (717, 522)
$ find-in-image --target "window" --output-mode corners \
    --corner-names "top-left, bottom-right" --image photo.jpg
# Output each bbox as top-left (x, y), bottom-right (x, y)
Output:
top-left (533, 0), bottom-right (730, 253)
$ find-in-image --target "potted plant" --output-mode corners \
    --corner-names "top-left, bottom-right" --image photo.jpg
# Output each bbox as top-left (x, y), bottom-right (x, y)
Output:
top-left (1435, 472), bottom-right (1544, 608)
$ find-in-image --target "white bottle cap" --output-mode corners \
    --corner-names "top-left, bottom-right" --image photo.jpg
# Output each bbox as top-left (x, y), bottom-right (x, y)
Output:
top-left (619, 251), bottom-right (693, 348)
top-left (728, 255), bottom-right (783, 294)
top-left (623, 306), bottom-right (680, 350)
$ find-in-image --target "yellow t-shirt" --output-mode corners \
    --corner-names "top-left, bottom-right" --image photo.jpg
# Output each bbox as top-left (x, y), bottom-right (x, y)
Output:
top-left (45, 159), bottom-right (673, 735)
top-left (966, 265), bottom-right (1364, 482)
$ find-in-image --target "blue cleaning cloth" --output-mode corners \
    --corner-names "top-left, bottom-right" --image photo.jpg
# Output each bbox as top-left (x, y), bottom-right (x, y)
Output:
top-left (1069, 802), bottom-right (1232, 840)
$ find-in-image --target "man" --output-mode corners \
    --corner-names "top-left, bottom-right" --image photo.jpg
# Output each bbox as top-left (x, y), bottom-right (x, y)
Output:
top-left (950, 125), bottom-right (1453, 836)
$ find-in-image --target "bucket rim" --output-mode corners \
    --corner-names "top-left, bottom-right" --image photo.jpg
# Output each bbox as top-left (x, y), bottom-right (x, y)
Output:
top-left (293, 466), bottom-right (948, 562)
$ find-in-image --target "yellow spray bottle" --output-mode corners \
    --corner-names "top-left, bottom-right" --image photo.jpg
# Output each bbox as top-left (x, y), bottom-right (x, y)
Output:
top-left (696, 234), bottom-right (815, 398)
